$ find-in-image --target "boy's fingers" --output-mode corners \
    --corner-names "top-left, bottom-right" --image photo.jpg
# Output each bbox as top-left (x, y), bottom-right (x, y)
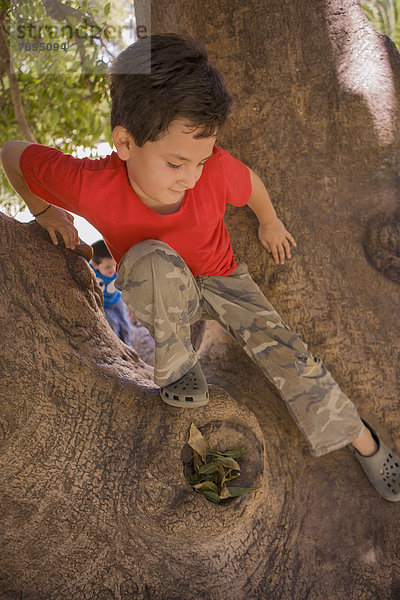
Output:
top-left (283, 238), bottom-right (291, 258)
top-left (47, 227), bottom-right (58, 246)
top-left (271, 246), bottom-right (280, 264)
top-left (59, 221), bottom-right (79, 249)
top-left (287, 232), bottom-right (297, 247)
top-left (47, 224), bottom-right (77, 249)
top-left (278, 245), bottom-right (285, 264)
top-left (65, 228), bottom-right (77, 249)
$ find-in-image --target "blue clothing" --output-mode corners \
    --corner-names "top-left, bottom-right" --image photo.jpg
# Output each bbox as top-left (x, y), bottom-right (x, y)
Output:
top-left (90, 265), bottom-right (121, 307)
top-left (104, 300), bottom-right (134, 347)
top-left (90, 263), bottom-right (133, 345)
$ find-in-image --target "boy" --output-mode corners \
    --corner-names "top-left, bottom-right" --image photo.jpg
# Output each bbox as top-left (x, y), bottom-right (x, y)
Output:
top-left (90, 239), bottom-right (134, 346)
top-left (1, 34), bottom-right (399, 501)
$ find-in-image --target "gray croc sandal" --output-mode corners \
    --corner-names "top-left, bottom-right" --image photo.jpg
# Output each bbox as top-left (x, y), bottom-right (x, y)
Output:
top-left (348, 420), bottom-right (400, 502)
top-left (160, 361), bottom-right (209, 408)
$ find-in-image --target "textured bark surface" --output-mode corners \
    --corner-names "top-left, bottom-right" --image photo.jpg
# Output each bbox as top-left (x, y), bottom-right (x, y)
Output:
top-left (1, 0), bottom-right (400, 599)
top-left (0, 216), bottom-right (271, 599)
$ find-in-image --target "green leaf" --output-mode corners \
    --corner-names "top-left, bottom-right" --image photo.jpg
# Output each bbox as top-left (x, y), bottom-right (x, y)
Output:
top-left (197, 462), bottom-right (218, 476)
top-left (199, 489), bottom-right (221, 504)
top-left (214, 448), bottom-right (246, 459)
top-left (104, 2), bottom-right (111, 15)
top-left (212, 455), bottom-right (241, 471)
top-left (188, 423), bottom-right (207, 462)
top-left (193, 481), bottom-right (219, 493)
top-left (226, 486), bottom-right (259, 498)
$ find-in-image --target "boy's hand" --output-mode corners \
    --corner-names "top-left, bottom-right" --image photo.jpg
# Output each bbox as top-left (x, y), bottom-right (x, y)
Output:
top-left (258, 217), bottom-right (297, 265)
top-left (35, 205), bottom-right (80, 250)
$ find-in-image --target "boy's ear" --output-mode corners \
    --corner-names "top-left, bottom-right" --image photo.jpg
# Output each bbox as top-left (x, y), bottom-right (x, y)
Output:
top-left (112, 126), bottom-right (135, 160)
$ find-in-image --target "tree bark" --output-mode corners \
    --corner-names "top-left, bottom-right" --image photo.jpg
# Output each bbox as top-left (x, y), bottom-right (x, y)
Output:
top-left (1, 1), bottom-right (400, 599)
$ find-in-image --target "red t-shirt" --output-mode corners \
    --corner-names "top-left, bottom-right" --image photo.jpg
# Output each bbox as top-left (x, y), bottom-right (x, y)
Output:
top-left (20, 143), bottom-right (252, 276)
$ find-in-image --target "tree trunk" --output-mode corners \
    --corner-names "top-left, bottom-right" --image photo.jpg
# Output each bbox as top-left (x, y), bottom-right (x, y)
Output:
top-left (1, 1), bottom-right (400, 598)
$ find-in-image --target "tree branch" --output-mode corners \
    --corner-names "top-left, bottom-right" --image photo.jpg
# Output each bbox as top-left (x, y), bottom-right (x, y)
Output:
top-left (0, 15), bottom-right (37, 142)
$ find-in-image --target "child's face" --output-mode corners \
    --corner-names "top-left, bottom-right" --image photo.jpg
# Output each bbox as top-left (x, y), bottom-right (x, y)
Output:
top-left (93, 257), bottom-right (117, 278)
top-left (113, 119), bottom-right (216, 209)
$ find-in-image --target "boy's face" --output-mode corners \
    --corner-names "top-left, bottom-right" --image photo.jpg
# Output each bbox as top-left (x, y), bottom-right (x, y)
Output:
top-left (93, 257), bottom-right (117, 278)
top-left (112, 120), bottom-right (217, 210)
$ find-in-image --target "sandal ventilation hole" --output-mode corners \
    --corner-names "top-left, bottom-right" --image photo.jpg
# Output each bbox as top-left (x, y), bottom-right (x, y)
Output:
top-left (185, 396), bottom-right (194, 402)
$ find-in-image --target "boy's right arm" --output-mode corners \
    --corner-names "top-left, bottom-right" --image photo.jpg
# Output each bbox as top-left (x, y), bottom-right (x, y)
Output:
top-left (0, 141), bottom-right (79, 250)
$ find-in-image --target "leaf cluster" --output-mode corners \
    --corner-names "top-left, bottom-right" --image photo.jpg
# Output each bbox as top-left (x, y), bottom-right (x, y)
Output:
top-left (185, 423), bottom-right (258, 505)
top-left (0, 0), bottom-right (135, 212)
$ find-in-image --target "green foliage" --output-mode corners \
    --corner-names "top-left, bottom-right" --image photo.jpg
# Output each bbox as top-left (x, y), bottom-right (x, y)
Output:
top-left (185, 423), bottom-right (259, 504)
top-left (0, 0), bottom-right (135, 214)
top-left (361, 0), bottom-right (400, 50)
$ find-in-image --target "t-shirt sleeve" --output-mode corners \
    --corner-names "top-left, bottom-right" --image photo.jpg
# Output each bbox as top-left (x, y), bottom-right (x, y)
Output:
top-left (220, 149), bottom-right (252, 207)
top-left (19, 143), bottom-right (84, 214)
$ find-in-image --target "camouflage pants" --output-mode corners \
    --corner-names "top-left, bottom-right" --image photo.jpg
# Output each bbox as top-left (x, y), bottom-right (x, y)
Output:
top-left (115, 240), bottom-right (365, 456)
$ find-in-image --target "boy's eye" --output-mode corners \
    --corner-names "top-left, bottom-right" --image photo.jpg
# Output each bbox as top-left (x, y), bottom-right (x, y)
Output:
top-left (167, 161), bottom-right (207, 170)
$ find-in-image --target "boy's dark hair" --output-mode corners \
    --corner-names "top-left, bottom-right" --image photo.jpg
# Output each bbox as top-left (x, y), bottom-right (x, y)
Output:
top-left (91, 239), bottom-right (112, 264)
top-left (109, 33), bottom-right (232, 146)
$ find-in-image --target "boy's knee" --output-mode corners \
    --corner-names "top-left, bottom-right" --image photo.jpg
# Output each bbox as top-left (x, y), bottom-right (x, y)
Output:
top-left (120, 239), bottom-right (185, 275)
top-left (116, 239), bottom-right (190, 294)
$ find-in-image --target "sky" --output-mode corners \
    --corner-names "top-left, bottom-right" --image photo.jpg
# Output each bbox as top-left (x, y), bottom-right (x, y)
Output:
top-left (15, 142), bottom-right (113, 246)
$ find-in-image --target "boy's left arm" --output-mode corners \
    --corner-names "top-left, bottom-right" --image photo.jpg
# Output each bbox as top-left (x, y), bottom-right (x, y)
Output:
top-left (247, 167), bottom-right (296, 265)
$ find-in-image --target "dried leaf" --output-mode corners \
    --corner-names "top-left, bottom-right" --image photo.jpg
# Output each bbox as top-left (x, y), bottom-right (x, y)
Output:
top-left (193, 451), bottom-right (203, 472)
top-left (188, 423), bottom-right (207, 462)
top-left (226, 486), bottom-right (259, 498)
top-left (213, 455), bottom-right (241, 471)
top-left (186, 427), bottom-right (253, 505)
top-left (220, 484), bottom-right (232, 499)
top-left (215, 463), bottom-right (227, 491)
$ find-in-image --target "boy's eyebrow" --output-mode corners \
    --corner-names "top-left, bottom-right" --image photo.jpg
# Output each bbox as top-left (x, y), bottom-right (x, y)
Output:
top-left (168, 152), bottom-right (214, 162)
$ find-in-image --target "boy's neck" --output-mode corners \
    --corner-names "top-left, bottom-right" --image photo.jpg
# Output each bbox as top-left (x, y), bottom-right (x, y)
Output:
top-left (141, 196), bottom-right (184, 215)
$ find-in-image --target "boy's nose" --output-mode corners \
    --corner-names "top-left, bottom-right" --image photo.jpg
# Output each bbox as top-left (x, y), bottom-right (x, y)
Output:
top-left (177, 170), bottom-right (198, 189)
